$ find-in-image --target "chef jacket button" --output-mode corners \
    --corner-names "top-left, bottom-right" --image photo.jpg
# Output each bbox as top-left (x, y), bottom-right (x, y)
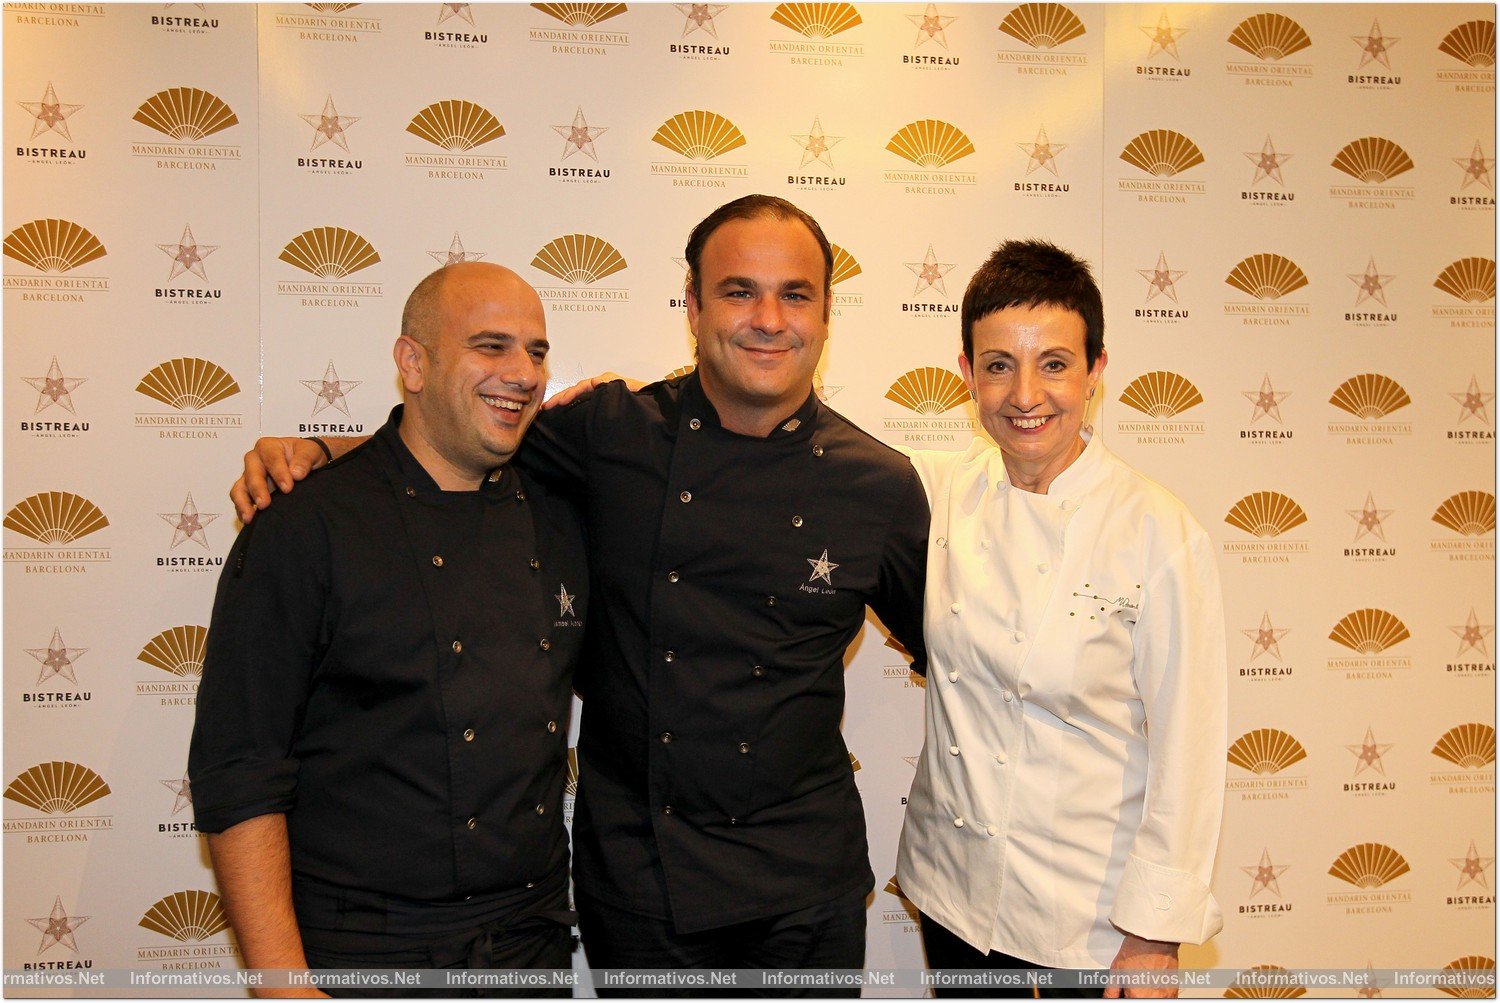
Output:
top-left (466, 817), bottom-right (477, 830)
top-left (950, 602), bottom-right (962, 614)
top-left (953, 817), bottom-right (964, 828)
top-left (936, 537), bottom-right (947, 548)
top-left (812, 444), bottom-right (824, 457)
top-left (529, 558), bottom-right (540, 571)
top-left (986, 825), bottom-right (997, 837)
top-left (664, 650), bottom-right (676, 663)
top-left (662, 805), bottom-right (674, 815)
top-left (680, 490), bottom-right (692, 503)
top-left (452, 640), bottom-right (463, 654)
top-left (404, 486), bottom-right (416, 498)
top-left (1060, 499), bottom-right (1071, 510)
top-left (947, 671), bottom-right (959, 683)
top-left (1002, 690), bottom-right (1014, 703)
top-left (463, 728), bottom-right (475, 742)
top-left (546, 721), bottom-right (557, 734)
top-left (515, 490), bottom-right (526, 503)
top-left (689, 418), bottom-right (701, 430)
top-left (667, 571), bottom-right (680, 583)
top-left (729, 817), bottom-right (739, 826)
top-left (752, 665), bottom-right (765, 678)
top-left (660, 732), bottom-right (673, 743)
top-left (535, 804), bottom-right (545, 815)
top-left (432, 555), bottom-right (444, 567)
top-left (981, 539), bottom-right (991, 550)
top-left (766, 596), bottom-right (777, 607)
top-left (738, 742), bottom-right (750, 754)
top-left (1013, 631), bottom-right (1026, 643)
top-left (525, 883), bottom-right (534, 890)
top-left (488, 470), bottom-right (501, 483)
top-left (539, 638), bottom-right (551, 651)
top-left (994, 753), bottom-right (1006, 765)
top-left (791, 515), bottom-right (803, 528)
top-left (948, 745), bottom-right (959, 756)
top-left (1036, 563), bottom-right (1048, 573)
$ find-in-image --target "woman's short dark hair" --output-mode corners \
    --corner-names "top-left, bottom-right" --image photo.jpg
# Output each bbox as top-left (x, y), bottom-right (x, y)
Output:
top-left (684, 194), bottom-right (834, 303)
top-left (961, 240), bottom-right (1104, 366)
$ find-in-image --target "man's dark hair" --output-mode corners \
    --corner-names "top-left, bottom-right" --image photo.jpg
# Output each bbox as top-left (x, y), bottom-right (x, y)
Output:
top-left (961, 240), bottom-right (1104, 366)
top-left (684, 194), bottom-right (834, 305)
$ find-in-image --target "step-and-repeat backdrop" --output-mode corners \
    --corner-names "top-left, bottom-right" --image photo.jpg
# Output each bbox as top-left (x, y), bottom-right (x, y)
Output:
top-left (5, 3), bottom-right (1494, 996)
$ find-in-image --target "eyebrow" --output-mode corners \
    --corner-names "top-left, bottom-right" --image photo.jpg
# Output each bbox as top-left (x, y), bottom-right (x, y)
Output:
top-left (714, 275), bottom-right (817, 293)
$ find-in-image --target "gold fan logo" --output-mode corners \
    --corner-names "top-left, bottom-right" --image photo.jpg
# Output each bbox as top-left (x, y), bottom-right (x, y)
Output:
top-left (1432, 257), bottom-right (1496, 329)
top-left (135, 890), bottom-right (236, 965)
top-left (530, 234), bottom-right (629, 313)
top-left (3, 491), bottom-right (110, 571)
top-left (1222, 491), bottom-right (1309, 563)
top-left (880, 874), bottom-right (919, 929)
top-left (3, 761), bottom-right (113, 840)
top-left (881, 367), bottom-right (973, 445)
top-left (1327, 609), bottom-right (1411, 679)
top-left (1326, 843), bottom-right (1413, 911)
top-left (1116, 130), bottom-right (1206, 201)
top-left (996, 2), bottom-right (1087, 72)
top-left (1226, 728), bottom-right (1309, 799)
top-left (1223, 253), bottom-right (1310, 323)
top-left (1430, 723), bottom-right (1497, 797)
top-left (1327, 373), bottom-right (1412, 443)
top-left (1436, 20), bottom-right (1495, 91)
top-left (1430, 490), bottom-right (1496, 562)
top-left (129, 87), bottom-right (242, 168)
top-left (528, 3), bottom-right (629, 54)
top-left (3, 218), bottom-right (110, 298)
top-left (1437, 956), bottom-right (1497, 996)
top-left (883, 120), bottom-right (977, 193)
top-left (1329, 137), bottom-right (1416, 206)
top-left (270, 4), bottom-right (382, 41)
top-left (133, 358), bottom-right (244, 438)
top-left (828, 243), bottom-right (863, 314)
top-left (403, 99), bottom-right (508, 179)
top-left (137, 626), bottom-right (206, 705)
top-left (649, 110), bottom-right (749, 183)
top-left (1226, 12), bottom-right (1313, 83)
top-left (768, 3), bottom-right (864, 63)
top-left (1115, 371), bottom-right (1205, 443)
top-left (1224, 965), bottom-right (1305, 998)
top-left (275, 226), bottom-right (383, 307)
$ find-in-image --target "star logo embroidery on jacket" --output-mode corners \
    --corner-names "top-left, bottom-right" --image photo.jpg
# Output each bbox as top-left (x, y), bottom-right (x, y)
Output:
top-left (556, 584), bottom-right (576, 618)
top-left (806, 549), bottom-right (839, 585)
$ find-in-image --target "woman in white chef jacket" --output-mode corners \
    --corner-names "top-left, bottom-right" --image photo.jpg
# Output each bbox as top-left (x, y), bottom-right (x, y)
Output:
top-left (895, 241), bottom-right (1228, 999)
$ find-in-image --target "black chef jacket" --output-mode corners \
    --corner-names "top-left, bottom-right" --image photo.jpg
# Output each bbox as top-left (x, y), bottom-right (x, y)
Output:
top-left (189, 406), bottom-right (589, 908)
top-left (522, 373), bottom-right (929, 934)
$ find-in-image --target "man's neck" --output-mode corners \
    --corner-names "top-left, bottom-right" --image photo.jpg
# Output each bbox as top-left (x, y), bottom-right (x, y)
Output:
top-left (398, 416), bottom-right (484, 491)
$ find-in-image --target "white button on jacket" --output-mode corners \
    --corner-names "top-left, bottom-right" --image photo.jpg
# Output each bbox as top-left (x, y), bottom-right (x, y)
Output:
top-left (895, 435), bottom-right (1228, 968)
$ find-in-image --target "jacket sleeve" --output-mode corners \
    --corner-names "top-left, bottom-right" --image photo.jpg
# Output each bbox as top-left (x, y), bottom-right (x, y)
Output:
top-left (515, 386), bottom-right (599, 490)
top-left (1108, 528), bottom-right (1228, 946)
top-left (188, 502), bottom-right (330, 834)
top-left (870, 461), bottom-right (931, 677)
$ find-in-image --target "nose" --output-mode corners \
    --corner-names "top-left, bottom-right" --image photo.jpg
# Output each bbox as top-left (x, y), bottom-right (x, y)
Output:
top-left (501, 352), bottom-right (542, 393)
top-left (1011, 367), bottom-right (1042, 411)
top-left (750, 294), bottom-right (787, 335)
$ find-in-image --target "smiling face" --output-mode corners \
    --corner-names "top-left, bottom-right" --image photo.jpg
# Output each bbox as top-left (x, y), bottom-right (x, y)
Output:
top-left (686, 214), bottom-right (829, 437)
top-left (959, 302), bottom-right (1106, 494)
top-left (397, 263), bottom-right (548, 489)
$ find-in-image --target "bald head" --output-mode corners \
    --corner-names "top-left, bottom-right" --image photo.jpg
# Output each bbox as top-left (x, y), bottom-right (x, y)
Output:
top-left (401, 261), bottom-right (542, 355)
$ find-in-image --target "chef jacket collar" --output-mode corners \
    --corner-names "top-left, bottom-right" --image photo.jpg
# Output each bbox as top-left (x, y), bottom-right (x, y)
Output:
top-left (379, 404), bottom-right (520, 500)
top-left (988, 426), bottom-right (1109, 503)
top-left (678, 370), bottom-right (820, 442)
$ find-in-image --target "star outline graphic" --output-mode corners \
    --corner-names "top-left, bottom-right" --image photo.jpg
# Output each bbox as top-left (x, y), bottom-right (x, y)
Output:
top-left (1243, 374), bottom-right (1290, 424)
top-left (160, 492), bottom-right (220, 550)
top-left (1346, 492), bottom-right (1392, 542)
top-left (300, 94), bottom-right (359, 153)
top-left (1140, 11), bottom-right (1186, 61)
top-left (1245, 134), bottom-right (1292, 186)
top-left (908, 3), bottom-right (956, 49)
top-left (23, 356), bottom-right (86, 415)
top-left (1450, 839), bottom-right (1495, 890)
top-left (157, 222), bottom-right (218, 283)
top-left (1018, 124), bottom-right (1065, 177)
top-left (806, 548), bottom-right (839, 585)
top-left (1346, 726), bottom-right (1393, 776)
top-left (300, 360), bottom-right (362, 418)
top-left (905, 244), bottom-right (955, 298)
top-left (553, 106), bottom-right (607, 162)
top-left (1138, 251), bottom-right (1185, 304)
top-left (1242, 611), bottom-right (1289, 662)
top-left (25, 627), bottom-right (87, 686)
top-left (1351, 19), bottom-right (1398, 69)
top-left (162, 774), bottom-right (193, 815)
top-left (675, 3), bottom-right (726, 38)
top-left (20, 81), bottom-right (83, 142)
top-left (1455, 140), bottom-right (1496, 192)
top-left (1241, 848), bottom-right (1288, 898)
top-left (790, 115), bottom-right (843, 170)
top-left (556, 584), bottom-right (576, 618)
top-left (1450, 607), bottom-right (1494, 657)
top-left (27, 897), bottom-right (89, 955)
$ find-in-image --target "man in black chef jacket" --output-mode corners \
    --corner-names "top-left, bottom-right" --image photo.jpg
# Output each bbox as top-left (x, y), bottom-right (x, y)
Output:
top-left (230, 196), bottom-right (930, 991)
top-left (192, 262), bottom-right (588, 996)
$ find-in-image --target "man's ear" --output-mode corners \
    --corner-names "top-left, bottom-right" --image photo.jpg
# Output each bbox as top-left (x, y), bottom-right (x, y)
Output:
top-left (684, 277), bottom-right (700, 337)
top-left (394, 335), bottom-right (426, 394)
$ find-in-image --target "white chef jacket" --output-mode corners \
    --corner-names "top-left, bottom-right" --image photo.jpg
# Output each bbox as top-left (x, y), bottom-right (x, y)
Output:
top-left (895, 432), bottom-right (1227, 968)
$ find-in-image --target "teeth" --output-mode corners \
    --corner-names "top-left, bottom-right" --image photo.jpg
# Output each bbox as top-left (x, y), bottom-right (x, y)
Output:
top-left (1010, 416), bottom-right (1048, 429)
top-left (481, 395), bottom-right (524, 412)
